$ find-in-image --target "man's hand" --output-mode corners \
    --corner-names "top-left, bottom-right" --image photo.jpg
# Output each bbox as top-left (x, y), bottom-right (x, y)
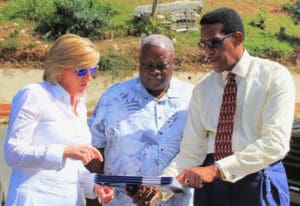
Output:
top-left (94, 184), bottom-right (114, 203)
top-left (177, 165), bottom-right (220, 188)
top-left (125, 185), bottom-right (160, 206)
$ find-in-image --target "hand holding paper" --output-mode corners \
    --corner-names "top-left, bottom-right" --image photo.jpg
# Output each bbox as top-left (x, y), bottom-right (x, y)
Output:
top-left (94, 174), bottom-right (184, 193)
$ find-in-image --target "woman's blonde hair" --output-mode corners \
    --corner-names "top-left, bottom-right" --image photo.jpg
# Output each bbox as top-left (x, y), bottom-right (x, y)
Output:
top-left (43, 33), bottom-right (100, 84)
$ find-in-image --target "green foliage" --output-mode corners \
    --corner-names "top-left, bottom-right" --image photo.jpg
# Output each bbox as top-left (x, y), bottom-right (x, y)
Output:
top-left (0, 0), bottom-right (57, 21)
top-left (282, 0), bottom-right (300, 24)
top-left (244, 31), bottom-right (294, 58)
top-left (127, 14), bottom-right (170, 35)
top-left (243, 9), bottom-right (300, 59)
top-left (258, 8), bottom-right (267, 22)
top-left (1, 30), bottom-right (20, 52)
top-left (0, 0), bottom-right (117, 40)
top-left (99, 48), bottom-right (138, 75)
top-left (100, 0), bottom-right (151, 25)
top-left (127, 15), bottom-right (149, 35)
top-left (35, 0), bottom-right (116, 40)
top-left (173, 31), bottom-right (200, 47)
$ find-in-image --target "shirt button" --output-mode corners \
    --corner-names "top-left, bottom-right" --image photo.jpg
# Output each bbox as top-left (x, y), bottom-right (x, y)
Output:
top-left (161, 148), bottom-right (164, 151)
top-left (159, 131), bottom-right (163, 135)
top-left (158, 116), bottom-right (162, 119)
top-left (231, 174), bottom-right (236, 179)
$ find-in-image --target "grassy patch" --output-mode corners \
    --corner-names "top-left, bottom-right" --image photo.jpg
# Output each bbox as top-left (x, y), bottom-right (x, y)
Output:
top-left (242, 8), bottom-right (299, 58)
top-left (0, 0), bottom-right (58, 21)
top-left (244, 30), bottom-right (294, 57)
top-left (173, 31), bottom-right (200, 47)
top-left (100, 0), bottom-right (153, 25)
top-left (99, 48), bottom-right (138, 77)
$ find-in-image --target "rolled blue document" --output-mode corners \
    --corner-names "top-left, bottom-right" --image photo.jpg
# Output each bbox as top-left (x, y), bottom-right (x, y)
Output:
top-left (94, 174), bottom-right (184, 193)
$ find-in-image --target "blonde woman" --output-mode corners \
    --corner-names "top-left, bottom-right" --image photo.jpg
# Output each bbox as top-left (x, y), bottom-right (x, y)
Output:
top-left (4, 34), bottom-right (114, 206)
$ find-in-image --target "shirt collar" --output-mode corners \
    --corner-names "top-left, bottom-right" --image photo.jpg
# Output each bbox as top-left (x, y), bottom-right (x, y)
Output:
top-left (167, 77), bottom-right (182, 98)
top-left (46, 81), bottom-right (86, 105)
top-left (221, 49), bottom-right (251, 81)
top-left (137, 77), bottom-right (180, 99)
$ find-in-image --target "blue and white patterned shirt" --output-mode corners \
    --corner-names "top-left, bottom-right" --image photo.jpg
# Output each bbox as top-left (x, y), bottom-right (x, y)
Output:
top-left (89, 77), bottom-right (194, 206)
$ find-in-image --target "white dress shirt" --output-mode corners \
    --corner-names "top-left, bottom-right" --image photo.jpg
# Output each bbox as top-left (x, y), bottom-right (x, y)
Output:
top-left (89, 77), bottom-right (194, 206)
top-left (163, 50), bottom-right (295, 183)
top-left (4, 81), bottom-right (96, 206)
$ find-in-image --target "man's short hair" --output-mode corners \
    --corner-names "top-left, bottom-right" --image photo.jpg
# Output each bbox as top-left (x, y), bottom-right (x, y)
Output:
top-left (200, 7), bottom-right (245, 36)
top-left (141, 34), bottom-right (174, 53)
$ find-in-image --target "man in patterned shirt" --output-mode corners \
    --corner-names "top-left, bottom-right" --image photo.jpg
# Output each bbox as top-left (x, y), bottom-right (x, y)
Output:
top-left (86, 34), bottom-right (194, 206)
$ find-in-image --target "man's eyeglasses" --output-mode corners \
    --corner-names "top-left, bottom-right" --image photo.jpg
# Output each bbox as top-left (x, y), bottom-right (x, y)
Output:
top-left (75, 65), bottom-right (98, 77)
top-left (198, 33), bottom-right (234, 49)
top-left (140, 62), bottom-right (172, 70)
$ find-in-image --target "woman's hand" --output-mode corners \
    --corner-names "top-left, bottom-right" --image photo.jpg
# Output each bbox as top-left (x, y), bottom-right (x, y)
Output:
top-left (63, 144), bottom-right (103, 165)
top-left (94, 184), bottom-right (114, 203)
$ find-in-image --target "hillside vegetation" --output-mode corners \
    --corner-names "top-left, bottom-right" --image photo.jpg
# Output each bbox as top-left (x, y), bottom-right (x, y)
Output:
top-left (0, 0), bottom-right (299, 73)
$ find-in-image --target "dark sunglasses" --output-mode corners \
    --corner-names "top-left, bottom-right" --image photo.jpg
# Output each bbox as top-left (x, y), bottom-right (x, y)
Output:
top-left (198, 33), bottom-right (234, 49)
top-left (75, 65), bottom-right (98, 77)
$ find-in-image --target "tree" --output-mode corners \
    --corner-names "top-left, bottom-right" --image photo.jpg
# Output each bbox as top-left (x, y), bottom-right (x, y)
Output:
top-left (151, 0), bottom-right (159, 17)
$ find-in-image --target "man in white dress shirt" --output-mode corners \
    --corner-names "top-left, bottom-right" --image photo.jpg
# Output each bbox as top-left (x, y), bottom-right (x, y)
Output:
top-left (163, 7), bottom-right (295, 206)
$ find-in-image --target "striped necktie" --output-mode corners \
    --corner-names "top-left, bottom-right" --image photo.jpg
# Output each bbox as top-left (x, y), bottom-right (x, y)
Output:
top-left (214, 73), bottom-right (237, 160)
